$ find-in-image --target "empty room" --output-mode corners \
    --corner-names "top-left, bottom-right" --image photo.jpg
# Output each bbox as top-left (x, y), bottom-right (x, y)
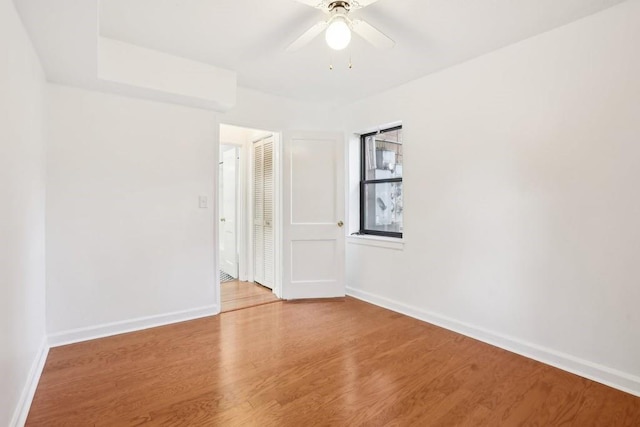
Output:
top-left (2, 0), bottom-right (640, 425)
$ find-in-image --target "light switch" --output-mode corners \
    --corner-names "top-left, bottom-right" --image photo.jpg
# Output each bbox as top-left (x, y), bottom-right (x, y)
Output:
top-left (199, 196), bottom-right (208, 209)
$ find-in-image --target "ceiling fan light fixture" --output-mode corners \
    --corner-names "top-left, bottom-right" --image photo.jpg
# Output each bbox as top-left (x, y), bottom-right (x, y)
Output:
top-left (325, 16), bottom-right (351, 50)
top-left (285, 0), bottom-right (393, 53)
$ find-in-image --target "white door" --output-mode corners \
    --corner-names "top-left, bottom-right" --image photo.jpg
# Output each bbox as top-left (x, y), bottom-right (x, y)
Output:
top-left (282, 132), bottom-right (345, 299)
top-left (253, 137), bottom-right (275, 289)
top-left (220, 147), bottom-right (238, 278)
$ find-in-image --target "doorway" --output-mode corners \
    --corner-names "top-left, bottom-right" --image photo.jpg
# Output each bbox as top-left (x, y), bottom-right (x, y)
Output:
top-left (218, 124), bottom-right (280, 312)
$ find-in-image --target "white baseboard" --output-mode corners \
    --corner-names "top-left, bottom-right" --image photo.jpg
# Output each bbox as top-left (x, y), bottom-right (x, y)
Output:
top-left (347, 286), bottom-right (640, 397)
top-left (48, 304), bottom-right (220, 347)
top-left (11, 338), bottom-right (49, 427)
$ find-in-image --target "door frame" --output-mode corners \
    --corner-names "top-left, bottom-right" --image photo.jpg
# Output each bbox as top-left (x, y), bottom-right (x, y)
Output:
top-left (216, 125), bottom-right (346, 308)
top-left (217, 124), bottom-right (283, 307)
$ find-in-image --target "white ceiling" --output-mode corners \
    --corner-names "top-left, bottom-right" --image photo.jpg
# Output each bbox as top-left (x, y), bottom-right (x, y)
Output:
top-left (17, 0), bottom-right (627, 106)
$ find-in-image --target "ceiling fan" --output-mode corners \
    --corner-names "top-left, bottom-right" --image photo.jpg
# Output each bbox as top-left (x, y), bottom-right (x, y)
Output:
top-left (286, 0), bottom-right (395, 52)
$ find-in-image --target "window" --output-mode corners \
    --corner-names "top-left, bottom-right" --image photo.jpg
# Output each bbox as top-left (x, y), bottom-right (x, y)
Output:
top-left (360, 126), bottom-right (403, 238)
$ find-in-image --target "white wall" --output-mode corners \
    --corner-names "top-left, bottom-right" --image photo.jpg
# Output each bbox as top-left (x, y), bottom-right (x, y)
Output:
top-left (46, 85), bottom-right (219, 340)
top-left (44, 83), bottom-right (334, 342)
top-left (223, 87), bottom-right (336, 132)
top-left (98, 37), bottom-right (237, 111)
top-left (0, 0), bottom-right (47, 424)
top-left (341, 0), bottom-right (640, 395)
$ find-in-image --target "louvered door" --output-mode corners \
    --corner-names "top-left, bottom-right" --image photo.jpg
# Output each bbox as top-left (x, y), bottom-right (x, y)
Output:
top-left (253, 136), bottom-right (274, 289)
top-left (263, 138), bottom-right (274, 288)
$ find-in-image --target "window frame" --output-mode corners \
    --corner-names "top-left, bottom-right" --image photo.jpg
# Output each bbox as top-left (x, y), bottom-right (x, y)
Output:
top-left (359, 125), bottom-right (403, 239)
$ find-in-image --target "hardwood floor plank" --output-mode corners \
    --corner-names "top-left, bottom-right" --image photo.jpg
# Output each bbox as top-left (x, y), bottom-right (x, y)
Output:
top-left (27, 297), bottom-right (640, 426)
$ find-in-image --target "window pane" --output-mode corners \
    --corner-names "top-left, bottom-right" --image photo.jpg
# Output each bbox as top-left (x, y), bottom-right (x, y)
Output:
top-left (363, 182), bottom-right (403, 234)
top-left (364, 128), bottom-right (403, 181)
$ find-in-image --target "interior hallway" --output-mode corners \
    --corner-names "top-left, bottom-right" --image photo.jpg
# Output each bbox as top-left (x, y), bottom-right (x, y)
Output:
top-left (221, 280), bottom-right (279, 313)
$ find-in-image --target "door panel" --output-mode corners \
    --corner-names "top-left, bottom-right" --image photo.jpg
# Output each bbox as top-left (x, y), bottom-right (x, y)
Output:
top-left (291, 240), bottom-right (337, 282)
top-left (291, 139), bottom-right (336, 224)
top-left (283, 132), bottom-right (345, 299)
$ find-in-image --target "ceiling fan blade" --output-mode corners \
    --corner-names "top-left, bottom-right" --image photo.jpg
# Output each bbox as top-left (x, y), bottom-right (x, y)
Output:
top-left (290, 0), bottom-right (325, 9)
top-left (286, 21), bottom-right (328, 52)
top-left (351, 19), bottom-right (395, 49)
top-left (351, 0), bottom-right (382, 8)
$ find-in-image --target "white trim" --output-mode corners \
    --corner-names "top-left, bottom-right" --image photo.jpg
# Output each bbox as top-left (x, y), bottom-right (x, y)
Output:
top-left (346, 286), bottom-right (640, 397)
top-left (273, 132), bottom-right (283, 298)
top-left (237, 142), bottom-right (248, 282)
top-left (48, 304), bottom-right (219, 347)
top-left (347, 235), bottom-right (404, 250)
top-left (10, 338), bottom-right (49, 427)
top-left (213, 117), bottom-right (222, 332)
top-left (247, 134), bottom-right (256, 284)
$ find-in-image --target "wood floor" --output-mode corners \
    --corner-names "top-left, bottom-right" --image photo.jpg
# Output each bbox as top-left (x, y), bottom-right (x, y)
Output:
top-left (221, 280), bottom-right (279, 312)
top-left (27, 298), bottom-right (639, 426)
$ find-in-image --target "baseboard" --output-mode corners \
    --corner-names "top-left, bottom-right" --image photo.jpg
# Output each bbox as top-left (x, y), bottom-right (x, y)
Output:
top-left (346, 286), bottom-right (640, 397)
top-left (48, 304), bottom-right (220, 347)
top-left (10, 338), bottom-right (49, 427)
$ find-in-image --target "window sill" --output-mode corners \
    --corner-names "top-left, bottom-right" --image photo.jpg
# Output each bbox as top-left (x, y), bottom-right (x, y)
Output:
top-left (346, 234), bottom-right (405, 251)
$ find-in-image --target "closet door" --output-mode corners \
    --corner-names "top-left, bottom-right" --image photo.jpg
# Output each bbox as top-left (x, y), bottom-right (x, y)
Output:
top-left (253, 137), bottom-right (274, 289)
top-left (262, 138), bottom-right (275, 288)
top-left (253, 142), bottom-right (265, 285)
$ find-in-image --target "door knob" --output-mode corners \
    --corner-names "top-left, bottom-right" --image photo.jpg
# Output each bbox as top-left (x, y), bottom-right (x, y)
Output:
top-left (337, 221), bottom-right (344, 227)
top-left (220, 218), bottom-right (226, 222)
